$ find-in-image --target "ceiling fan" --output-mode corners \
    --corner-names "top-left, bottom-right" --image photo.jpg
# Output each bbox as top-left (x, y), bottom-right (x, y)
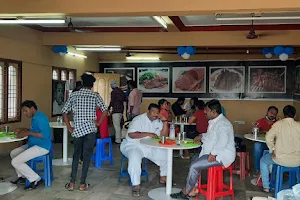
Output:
top-left (246, 20), bottom-right (258, 39)
top-left (67, 18), bottom-right (92, 33)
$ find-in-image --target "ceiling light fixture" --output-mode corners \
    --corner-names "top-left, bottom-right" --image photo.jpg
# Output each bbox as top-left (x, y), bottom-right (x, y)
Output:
top-left (75, 47), bottom-right (121, 51)
top-left (126, 57), bottom-right (160, 61)
top-left (215, 16), bottom-right (300, 21)
top-left (153, 16), bottom-right (167, 29)
top-left (67, 52), bottom-right (87, 58)
top-left (0, 19), bottom-right (65, 24)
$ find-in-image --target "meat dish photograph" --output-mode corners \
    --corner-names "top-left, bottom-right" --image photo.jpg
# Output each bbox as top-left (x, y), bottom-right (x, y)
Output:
top-left (104, 68), bottom-right (135, 91)
top-left (172, 67), bottom-right (206, 93)
top-left (209, 67), bottom-right (245, 93)
top-left (248, 66), bottom-right (286, 93)
top-left (137, 68), bottom-right (169, 93)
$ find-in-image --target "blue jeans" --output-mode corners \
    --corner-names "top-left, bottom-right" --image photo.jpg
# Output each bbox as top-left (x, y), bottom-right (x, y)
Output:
top-left (260, 153), bottom-right (276, 189)
top-left (254, 142), bottom-right (268, 171)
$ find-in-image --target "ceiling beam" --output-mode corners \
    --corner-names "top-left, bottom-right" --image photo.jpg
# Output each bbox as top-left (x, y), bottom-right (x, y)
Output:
top-left (161, 16), bottom-right (180, 32)
top-left (1, 0), bottom-right (300, 16)
top-left (42, 30), bottom-right (300, 47)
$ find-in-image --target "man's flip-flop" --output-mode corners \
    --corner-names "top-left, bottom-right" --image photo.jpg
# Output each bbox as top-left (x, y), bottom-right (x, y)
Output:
top-left (65, 182), bottom-right (75, 191)
top-left (79, 183), bottom-right (90, 191)
top-left (159, 180), bottom-right (176, 186)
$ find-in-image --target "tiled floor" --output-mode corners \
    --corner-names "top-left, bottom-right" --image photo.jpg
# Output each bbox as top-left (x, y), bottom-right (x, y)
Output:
top-left (0, 139), bottom-right (273, 200)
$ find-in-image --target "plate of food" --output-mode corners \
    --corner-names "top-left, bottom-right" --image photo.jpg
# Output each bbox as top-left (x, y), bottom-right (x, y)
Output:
top-left (138, 68), bottom-right (169, 93)
top-left (158, 139), bottom-right (176, 146)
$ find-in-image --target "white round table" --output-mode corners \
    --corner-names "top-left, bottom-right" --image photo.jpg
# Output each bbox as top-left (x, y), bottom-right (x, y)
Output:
top-left (49, 122), bottom-right (74, 166)
top-left (244, 133), bottom-right (266, 143)
top-left (0, 135), bottom-right (27, 195)
top-left (140, 138), bottom-right (200, 200)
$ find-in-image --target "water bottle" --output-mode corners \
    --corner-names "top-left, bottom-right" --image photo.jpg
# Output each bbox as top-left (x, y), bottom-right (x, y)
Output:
top-left (169, 121), bottom-right (175, 140)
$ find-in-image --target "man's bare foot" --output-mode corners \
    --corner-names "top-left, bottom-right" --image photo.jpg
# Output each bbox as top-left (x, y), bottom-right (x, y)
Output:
top-left (188, 187), bottom-right (199, 197)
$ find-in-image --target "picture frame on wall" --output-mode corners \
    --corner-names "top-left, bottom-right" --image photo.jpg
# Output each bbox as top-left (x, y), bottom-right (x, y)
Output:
top-left (295, 66), bottom-right (300, 95)
top-left (209, 66), bottom-right (245, 93)
top-left (172, 67), bottom-right (206, 93)
top-left (104, 68), bottom-right (135, 91)
top-left (52, 80), bottom-right (66, 116)
top-left (137, 67), bottom-right (169, 93)
top-left (248, 66), bottom-right (286, 93)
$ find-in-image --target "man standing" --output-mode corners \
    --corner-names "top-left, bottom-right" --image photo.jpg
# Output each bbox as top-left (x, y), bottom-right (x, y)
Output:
top-left (10, 100), bottom-right (51, 190)
top-left (254, 106), bottom-right (279, 173)
top-left (127, 81), bottom-right (142, 121)
top-left (108, 80), bottom-right (126, 144)
top-left (172, 96), bottom-right (186, 116)
top-left (171, 99), bottom-right (236, 199)
top-left (62, 73), bottom-right (108, 191)
top-left (120, 103), bottom-right (169, 197)
top-left (260, 105), bottom-right (300, 192)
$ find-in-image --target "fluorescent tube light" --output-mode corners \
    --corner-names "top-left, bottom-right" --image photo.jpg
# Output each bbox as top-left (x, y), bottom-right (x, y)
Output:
top-left (75, 47), bottom-right (121, 51)
top-left (67, 52), bottom-right (87, 58)
top-left (215, 16), bottom-right (300, 21)
top-left (126, 57), bottom-right (160, 61)
top-left (153, 16), bottom-right (167, 29)
top-left (0, 19), bottom-right (65, 24)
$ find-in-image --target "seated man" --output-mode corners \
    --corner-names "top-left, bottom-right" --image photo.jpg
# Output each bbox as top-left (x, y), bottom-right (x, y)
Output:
top-left (254, 106), bottom-right (279, 173)
top-left (260, 105), bottom-right (300, 192)
top-left (171, 99), bottom-right (236, 199)
top-left (10, 100), bottom-right (52, 190)
top-left (172, 96), bottom-right (186, 116)
top-left (120, 103), bottom-right (169, 197)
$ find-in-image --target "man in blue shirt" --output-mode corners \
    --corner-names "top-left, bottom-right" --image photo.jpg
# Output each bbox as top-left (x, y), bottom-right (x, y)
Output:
top-left (10, 100), bottom-right (51, 190)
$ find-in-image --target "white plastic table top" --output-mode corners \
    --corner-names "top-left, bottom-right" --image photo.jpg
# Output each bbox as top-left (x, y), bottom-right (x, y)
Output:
top-left (140, 138), bottom-right (200, 200)
top-left (0, 136), bottom-right (27, 144)
top-left (49, 121), bottom-right (74, 128)
top-left (174, 122), bottom-right (196, 126)
top-left (244, 133), bottom-right (266, 143)
top-left (140, 138), bottom-right (200, 150)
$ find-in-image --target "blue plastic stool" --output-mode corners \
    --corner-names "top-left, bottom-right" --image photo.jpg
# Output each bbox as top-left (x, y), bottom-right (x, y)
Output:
top-left (270, 165), bottom-right (300, 198)
top-left (25, 145), bottom-right (54, 187)
top-left (91, 138), bottom-right (114, 168)
top-left (118, 154), bottom-right (149, 186)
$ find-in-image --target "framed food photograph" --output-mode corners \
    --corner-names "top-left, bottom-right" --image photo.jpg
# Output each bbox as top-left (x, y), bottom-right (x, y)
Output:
top-left (104, 68), bottom-right (135, 91)
top-left (172, 67), bottom-right (206, 93)
top-left (295, 66), bottom-right (300, 94)
top-left (137, 68), bottom-right (169, 93)
top-left (248, 66), bottom-right (286, 93)
top-left (209, 66), bottom-right (245, 93)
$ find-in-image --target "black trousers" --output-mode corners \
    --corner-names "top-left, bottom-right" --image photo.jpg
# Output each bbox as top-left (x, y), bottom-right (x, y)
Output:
top-left (71, 132), bottom-right (96, 184)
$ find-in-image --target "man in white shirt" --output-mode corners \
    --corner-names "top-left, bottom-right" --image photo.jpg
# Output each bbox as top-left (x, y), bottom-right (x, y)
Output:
top-left (120, 103), bottom-right (169, 197)
top-left (171, 99), bottom-right (236, 199)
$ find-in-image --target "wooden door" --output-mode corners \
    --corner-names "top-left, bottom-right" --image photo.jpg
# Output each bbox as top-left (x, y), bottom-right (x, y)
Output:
top-left (93, 73), bottom-right (120, 106)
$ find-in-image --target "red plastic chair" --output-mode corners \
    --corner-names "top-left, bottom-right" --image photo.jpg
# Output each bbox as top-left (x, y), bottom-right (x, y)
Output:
top-left (197, 165), bottom-right (234, 200)
top-left (232, 152), bottom-right (250, 180)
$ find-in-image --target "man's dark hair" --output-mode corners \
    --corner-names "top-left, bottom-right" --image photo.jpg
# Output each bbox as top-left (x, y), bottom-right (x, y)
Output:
top-left (191, 97), bottom-right (198, 102)
top-left (73, 81), bottom-right (83, 92)
top-left (283, 105), bottom-right (296, 118)
top-left (195, 100), bottom-right (205, 110)
top-left (148, 103), bottom-right (160, 111)
top-left (128, 81), bottom-right (137, 88)
top-left (268, 106), bottom-right (279, 113)
top-left (205, 99), bottom-right (222, 114)
top-left (21, 100), bottom-right (37, 110)
top-left (177, 96), bottom-right (185, 102)
top-left (81, 73), bottom-right (96, 88)
top-left (158, 99), bottom-right (167, 107)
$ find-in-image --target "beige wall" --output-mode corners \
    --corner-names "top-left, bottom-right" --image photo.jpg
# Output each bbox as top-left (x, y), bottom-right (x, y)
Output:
top-left (0, 26), bottom-right (99, 152)
top-left (140, 98), bottom-right (293, 135)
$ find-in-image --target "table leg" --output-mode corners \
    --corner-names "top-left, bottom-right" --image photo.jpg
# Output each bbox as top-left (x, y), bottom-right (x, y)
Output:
top-left (63, 127), bottom-right (68, 163)
top-left (52, 127), bottom-right (72, 166)
top-left (148, 149), bottom-right (181, 200)
top-left (179, 125), bottom-right (184, 156)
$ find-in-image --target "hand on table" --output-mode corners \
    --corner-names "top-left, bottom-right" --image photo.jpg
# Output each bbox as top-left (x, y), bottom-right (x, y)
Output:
top-left (208, 154), bottom-right (216, 163)
top-left (194, 135), bottom-right (202, 143)
top-left (14, 128), bottom-right (21, 134)
top-left (16, 131), bottom-right (28, 138)
top-left (148, 133), bottom-right (159, 139)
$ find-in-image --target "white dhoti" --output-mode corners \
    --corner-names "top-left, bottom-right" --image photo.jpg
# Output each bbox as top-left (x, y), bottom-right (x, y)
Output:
top-left (120, 140), bottom-right (167, 186)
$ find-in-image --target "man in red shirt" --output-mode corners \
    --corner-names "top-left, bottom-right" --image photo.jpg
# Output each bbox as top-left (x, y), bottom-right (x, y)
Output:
top-left (254, 106), bottom-right (278, 172)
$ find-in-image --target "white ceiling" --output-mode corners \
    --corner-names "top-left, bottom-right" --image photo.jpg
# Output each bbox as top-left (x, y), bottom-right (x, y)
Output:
top-left (38, 17), bottom-right (159, 27)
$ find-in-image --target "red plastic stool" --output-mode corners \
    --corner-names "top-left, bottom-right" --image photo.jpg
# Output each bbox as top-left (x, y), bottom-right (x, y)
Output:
top-left (232, 152), bottom-right (250, 180)
top-left (197, 165), bottom-right (234, 200)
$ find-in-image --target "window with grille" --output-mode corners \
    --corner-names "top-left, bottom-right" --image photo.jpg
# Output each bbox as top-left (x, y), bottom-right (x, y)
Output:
top-left (0, 59), bottom-right (22, 124)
